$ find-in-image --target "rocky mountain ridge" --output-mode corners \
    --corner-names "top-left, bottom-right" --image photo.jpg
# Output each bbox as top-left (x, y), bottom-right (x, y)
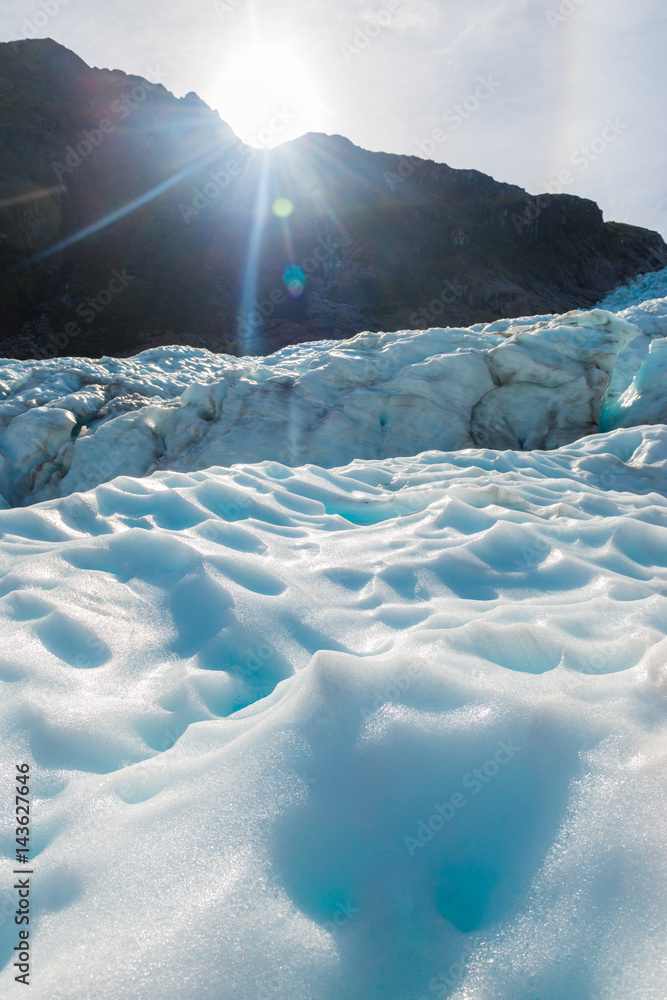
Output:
top-left (0, 37), bottom-right (665, 360)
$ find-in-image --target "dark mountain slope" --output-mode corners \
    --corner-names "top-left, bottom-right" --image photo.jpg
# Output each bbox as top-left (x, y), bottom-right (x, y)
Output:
top-left (0, 38), bottom-right (665, 360)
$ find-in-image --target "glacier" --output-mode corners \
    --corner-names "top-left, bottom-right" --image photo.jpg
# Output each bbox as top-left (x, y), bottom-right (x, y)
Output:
top-left (0, 288), bottom-right (666, 509)
top-left (0, 269), bottom-right (666, 999)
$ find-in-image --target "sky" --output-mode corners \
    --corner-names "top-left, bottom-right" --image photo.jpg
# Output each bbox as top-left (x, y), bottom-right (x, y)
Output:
top-left (3, 0), bottom-right (667, 237)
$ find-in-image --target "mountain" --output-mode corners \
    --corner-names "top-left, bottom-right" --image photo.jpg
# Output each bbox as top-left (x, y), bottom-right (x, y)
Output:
top-left (1, 37), bottom-right (666, 361)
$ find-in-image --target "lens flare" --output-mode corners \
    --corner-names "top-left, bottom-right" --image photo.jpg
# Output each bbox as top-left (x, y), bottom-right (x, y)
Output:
top-left (272, 197), bottom-right (294, 218)
top-left (283, 264), bottom-right (306, 299)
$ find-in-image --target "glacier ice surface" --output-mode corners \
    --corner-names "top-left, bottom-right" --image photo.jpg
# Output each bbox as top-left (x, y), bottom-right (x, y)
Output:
top-left (0, 268), bottom-right (666, 998)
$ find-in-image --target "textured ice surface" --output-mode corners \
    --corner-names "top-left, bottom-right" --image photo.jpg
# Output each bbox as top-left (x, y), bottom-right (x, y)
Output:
top-left (595, 266), bottom-right (667, 426)
top-left (1, 269), bottom-right (667, 998)
top-left (1, 425), bottom-right (667, 999)
top-left (0, 308), bottom-right (655, 506)
top-left (597, 265), bottom-right (667, 312)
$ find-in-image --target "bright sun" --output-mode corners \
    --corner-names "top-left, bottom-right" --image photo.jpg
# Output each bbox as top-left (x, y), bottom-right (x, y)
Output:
top-left (214, 42), bottom-right (329, 148)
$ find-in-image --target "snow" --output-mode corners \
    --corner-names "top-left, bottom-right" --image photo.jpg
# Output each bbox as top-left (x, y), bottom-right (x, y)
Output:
top-left (0, 426), bottom-right (666, 997)
top-left (1, 268), bottom-right (667, 998)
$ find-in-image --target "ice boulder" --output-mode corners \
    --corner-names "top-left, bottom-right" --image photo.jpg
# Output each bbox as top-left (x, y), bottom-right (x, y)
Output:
top-left (603, 336), bottom-right (667, 429)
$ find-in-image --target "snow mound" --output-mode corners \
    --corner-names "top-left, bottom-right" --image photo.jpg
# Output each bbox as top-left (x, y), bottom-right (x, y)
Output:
top-left (1, 425), bottom-right (667, 999)
top-left (0, 309), bottom-right (647, 506)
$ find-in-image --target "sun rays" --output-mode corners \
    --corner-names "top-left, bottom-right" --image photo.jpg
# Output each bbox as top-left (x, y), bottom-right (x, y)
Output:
top-left (212, 39), bottom-right (330, 149)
